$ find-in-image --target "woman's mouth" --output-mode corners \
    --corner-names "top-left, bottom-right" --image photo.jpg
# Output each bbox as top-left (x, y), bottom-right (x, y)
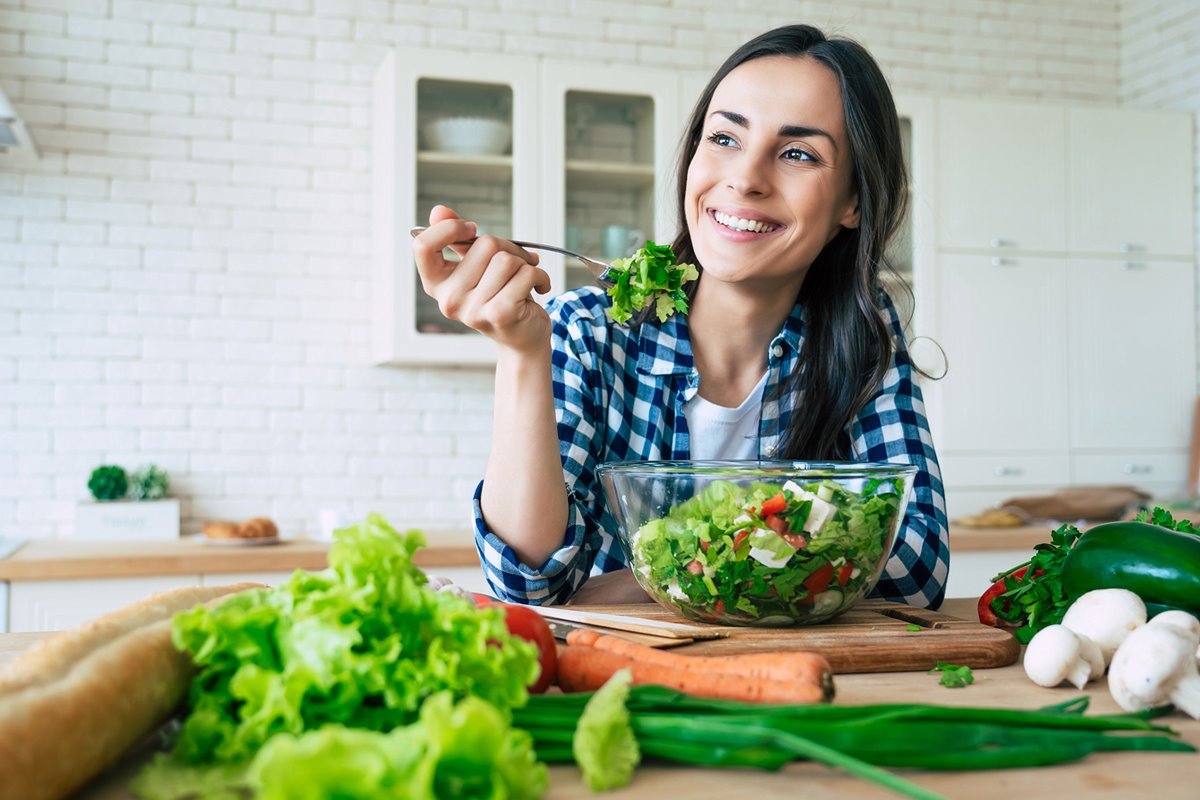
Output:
top-left (710, 210), bottom-right (781, 234)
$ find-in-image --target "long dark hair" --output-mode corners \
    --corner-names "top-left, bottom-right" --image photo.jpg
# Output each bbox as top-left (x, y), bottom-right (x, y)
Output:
top-left (671, 24), bottom-right (909, 460)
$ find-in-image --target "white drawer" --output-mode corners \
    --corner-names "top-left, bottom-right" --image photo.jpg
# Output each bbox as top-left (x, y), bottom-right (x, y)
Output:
top-left (1070, 451), bottom-right (1188, 490)
top-left (939, 452), bottom-right (1070, 488)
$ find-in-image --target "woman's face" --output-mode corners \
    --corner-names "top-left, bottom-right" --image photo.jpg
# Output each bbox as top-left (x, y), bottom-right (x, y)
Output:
top-left (685, 55), bottom-right (860, 290)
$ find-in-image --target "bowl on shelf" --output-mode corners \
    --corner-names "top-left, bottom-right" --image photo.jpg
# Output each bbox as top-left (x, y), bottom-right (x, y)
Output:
top-left (420, 116), bottom-right (511, 156)
top-left (597, 460), bottom-right (916, 626)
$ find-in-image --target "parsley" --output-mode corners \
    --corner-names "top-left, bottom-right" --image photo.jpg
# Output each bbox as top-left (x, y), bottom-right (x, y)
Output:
top-left (1134, 506), bottom-right (1200, 536)
top-left (988, 523), bottom-right (1083, 644)
top-left (930, 662), bottom-right (974, 688)
top-left (905, 623), bottom-right (921, 632)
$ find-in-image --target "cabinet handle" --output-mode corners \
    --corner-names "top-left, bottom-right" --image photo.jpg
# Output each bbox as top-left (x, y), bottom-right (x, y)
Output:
top-left (990, 257), bottom-right (1015, 267)
top-left (1121, 261), bottom-right (1147, 270)
top-left (989, 238), bottom-right (1014, 248)
top-left (1119, 243), bottom-right (1146, 253)
top-left (993, 465), bottom-right (1023, 477)
top-left (1122, 463), bottom-right (1152, 475)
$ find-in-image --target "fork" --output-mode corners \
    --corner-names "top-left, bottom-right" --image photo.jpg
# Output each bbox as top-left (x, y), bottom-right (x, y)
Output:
top-left (409, 226), bottom-right (655, 326)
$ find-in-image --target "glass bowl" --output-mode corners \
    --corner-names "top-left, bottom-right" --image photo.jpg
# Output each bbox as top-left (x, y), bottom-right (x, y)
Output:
top-left (597, 460), bottom-right (916, 626)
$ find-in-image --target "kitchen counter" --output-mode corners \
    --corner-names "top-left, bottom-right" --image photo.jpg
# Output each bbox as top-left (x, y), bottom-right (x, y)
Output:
top-left (1, 598), bottom-right (1197, 798)
top-left (0, 522), bottom-right (1057, 582)
top-left (0, 532), bottom-right (480, 581)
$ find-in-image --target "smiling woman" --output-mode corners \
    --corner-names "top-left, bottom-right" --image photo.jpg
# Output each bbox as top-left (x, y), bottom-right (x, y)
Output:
top-left (410, 24), bottom-right (948, 612)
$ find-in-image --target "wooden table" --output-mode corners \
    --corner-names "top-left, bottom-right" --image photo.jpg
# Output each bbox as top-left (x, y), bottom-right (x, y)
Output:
top-left (2, 599), bottom-right (1197, 798)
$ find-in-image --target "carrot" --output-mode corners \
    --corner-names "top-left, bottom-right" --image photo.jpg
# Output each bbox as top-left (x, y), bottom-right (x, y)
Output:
top-left (557, 640), bottom-right (834, 704)
top-left (566, 627), bottom-right (831, 686)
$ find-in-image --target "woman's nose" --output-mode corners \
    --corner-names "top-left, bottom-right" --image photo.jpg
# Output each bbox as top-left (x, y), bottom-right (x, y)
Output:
top-left (724, 150), bottom-right (772, 196)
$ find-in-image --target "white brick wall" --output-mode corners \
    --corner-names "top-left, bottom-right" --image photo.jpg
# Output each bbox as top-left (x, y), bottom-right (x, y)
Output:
top-left (0, 0), bottom-right (1189, 541)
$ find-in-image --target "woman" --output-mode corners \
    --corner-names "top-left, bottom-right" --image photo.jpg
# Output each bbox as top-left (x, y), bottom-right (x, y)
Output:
top-left (412, 24), bottom-right (949, 609)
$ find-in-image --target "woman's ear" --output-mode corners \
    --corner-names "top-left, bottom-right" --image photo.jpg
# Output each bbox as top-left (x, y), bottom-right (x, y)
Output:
top-left (839, 196), bottom-right (861, 230)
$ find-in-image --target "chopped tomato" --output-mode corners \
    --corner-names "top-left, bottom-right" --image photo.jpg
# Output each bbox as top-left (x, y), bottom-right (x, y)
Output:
top-left (759, 493), bottom-right (787, 517)
top-left (699, 538), bottom-right (710, 552)
top-left (686, 559), bottom-right (704, 575)
top-left (837, 564), bottom-right (854, 586)
top-left (713, 599), bottom-right (725, 615)
top-left (803, 564), bottom-right (836, 595)
top-left (764, 514), bottom-right (790, 536)
top-left (732, 529), bottom-right (750, 549)
top-left (781, 532), bottom-right (807, 549)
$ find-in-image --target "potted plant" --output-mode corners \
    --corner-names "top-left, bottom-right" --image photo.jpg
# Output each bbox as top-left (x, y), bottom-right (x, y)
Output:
top-left (73, 463), bottom-right (181, 541)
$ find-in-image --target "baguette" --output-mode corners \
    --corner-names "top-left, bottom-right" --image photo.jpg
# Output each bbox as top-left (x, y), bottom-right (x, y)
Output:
top-left (0, 582), bottom-right (262, 800)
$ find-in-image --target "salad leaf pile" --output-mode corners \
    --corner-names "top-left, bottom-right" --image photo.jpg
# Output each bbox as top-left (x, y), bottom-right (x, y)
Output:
top-left (605, 241), bottom-right (699, 325)
top-left (632, 477), bottom-right (906, 624)
top-left (132, 514), bottom-right (544, 799)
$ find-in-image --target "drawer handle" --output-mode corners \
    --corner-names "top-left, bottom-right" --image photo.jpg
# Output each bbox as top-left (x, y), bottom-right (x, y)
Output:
top-left (990, 257), bottom-right (1015, 267)
top-left (1119, 243), bottom-right (1146, 254)
top-left (994, 466), bottom-right (1023, 477)
top-left (1121, 261), bottom-right (1147, 271)
top-left (989, 238), bottom-right (1014, 248)
top-left (1122, 463), bottom-right (1152, 475)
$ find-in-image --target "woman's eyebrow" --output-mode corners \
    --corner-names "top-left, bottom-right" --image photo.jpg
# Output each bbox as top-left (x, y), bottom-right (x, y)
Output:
top-left (708, 110), bottom-right (837, 152)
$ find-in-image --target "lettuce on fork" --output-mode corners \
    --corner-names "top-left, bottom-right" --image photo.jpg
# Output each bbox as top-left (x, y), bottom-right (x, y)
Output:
top-left (606, 241), bottom-right (699, 325)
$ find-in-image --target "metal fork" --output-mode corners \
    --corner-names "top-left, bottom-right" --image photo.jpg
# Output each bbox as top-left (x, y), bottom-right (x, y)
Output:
top-left (409, 226), bottom-right (654, 326)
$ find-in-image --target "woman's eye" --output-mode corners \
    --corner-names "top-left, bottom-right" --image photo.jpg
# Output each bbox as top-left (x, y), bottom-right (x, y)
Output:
top-left (782, 146), bottom-right (815, 162)
top-left (705, 132), bottom-right (735, 147)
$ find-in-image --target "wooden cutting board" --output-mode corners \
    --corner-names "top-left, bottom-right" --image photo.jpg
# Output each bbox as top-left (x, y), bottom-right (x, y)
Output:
top-left (573, 600), bottom-right (1020, 674)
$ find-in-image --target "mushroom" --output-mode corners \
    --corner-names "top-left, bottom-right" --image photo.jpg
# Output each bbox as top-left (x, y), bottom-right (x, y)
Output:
top-left (1107, 621), bottom-right (1200, 719)
top-left (1060, 588), bottom-right (1147, 665)
top-left (1146, 610), bottom-right (1200, 663)
top-left (1022, 624), bottom-right (1105, 689)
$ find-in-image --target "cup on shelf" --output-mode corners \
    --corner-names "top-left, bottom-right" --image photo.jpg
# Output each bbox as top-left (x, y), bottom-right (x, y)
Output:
top-left (564, 224), bottom-right (583, 252)
top-left (601, 225), bottom-right (646, 260)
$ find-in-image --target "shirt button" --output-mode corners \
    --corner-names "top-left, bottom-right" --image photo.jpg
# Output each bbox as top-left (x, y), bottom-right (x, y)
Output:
top-left (771, 344), bottom-right (784, 359)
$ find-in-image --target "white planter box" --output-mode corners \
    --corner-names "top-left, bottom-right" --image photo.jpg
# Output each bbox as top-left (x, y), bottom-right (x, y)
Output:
top-left (73, 499), bottom-right (181, 541)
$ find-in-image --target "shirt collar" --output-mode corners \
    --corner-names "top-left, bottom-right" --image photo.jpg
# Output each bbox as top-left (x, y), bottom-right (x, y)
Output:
top-left (635, 301), bottom-right (807, 376)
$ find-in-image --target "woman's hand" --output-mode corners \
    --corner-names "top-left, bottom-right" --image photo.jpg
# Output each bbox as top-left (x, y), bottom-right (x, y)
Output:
top-left (411, 205), bottom-right (553, 355)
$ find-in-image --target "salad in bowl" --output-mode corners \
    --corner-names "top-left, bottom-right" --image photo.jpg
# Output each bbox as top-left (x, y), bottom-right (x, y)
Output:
top-left (597, 461), bottom-right (916, 626)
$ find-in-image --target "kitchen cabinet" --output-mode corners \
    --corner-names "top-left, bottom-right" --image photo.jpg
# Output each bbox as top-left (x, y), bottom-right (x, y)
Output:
top-left (929, 99), bottom-right (1196, 516)
top-left (1067, 107), bottom-right (1194, 257)
top-left (371, 50), bottom-right (683, 366)
top-left (936, 98), bottom-right (1068, 253)
top-left (8, 575), bottom-right (201, 633)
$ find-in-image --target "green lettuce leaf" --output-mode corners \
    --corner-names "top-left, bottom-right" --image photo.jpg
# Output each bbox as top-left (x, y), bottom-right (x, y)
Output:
top-left (165, 513), bottom-right (539, 765)
top-left (572, 669), bottom-right (640, 791)
top-left (605, 241), bottom-right (698, 324)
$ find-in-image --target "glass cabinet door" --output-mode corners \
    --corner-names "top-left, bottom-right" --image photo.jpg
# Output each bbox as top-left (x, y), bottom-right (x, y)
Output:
top-left (540, 64), bottom-right (682, 296)
top-left (372, 50), bottom-right (538, 366)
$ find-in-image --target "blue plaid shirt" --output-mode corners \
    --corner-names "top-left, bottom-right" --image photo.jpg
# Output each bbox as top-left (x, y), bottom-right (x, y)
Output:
top-left (473, 286), bottom-right (950, 608)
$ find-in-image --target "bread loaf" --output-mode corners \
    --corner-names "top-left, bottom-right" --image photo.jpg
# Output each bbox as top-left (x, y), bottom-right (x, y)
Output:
top-left (0, 582), bottom-right (261, 800)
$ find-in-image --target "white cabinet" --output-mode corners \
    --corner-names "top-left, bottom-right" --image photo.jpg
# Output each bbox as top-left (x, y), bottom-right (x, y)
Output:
top-left (936, 98), bottom-right (1067, 252)
top-left (8, 575), bottom-right (201, 633)
top-left (1067, 107), bottom-right (1195, 257)
top-left (1067, 258), bottom-right (1195, 451)
top-left (372, 49), bottom-right (539, 366)
top-left (934, 254), bottom-right (1069, 452)
top-left (930, 99), bottom-right (1195, 515)
top-left (372, 51), bottom-right (682, 366)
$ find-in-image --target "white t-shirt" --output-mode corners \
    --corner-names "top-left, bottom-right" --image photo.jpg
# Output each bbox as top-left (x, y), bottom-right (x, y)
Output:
top-left (683, 371), bottom-right (768, 460)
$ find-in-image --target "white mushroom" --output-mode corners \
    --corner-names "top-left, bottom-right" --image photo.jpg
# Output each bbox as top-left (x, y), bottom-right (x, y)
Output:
top-left (1147, 610), bottom-right (1200, 663)
top-left (1061, 588), bottom-right (1147, 665)
top-left (1107, 622), bottom-right (1200, 719)
top-left (1022, 624), bottom-right (1105, 689)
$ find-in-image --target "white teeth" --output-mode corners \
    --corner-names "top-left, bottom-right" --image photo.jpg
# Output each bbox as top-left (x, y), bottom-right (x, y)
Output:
top-left (713, 211), bottom-right (777, 233)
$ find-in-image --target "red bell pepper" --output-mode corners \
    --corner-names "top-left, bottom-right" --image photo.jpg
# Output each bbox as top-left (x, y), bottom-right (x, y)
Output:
top-left (976, 566), bottom-right (1042, 628)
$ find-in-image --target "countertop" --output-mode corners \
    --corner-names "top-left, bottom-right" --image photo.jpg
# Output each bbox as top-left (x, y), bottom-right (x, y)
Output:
top-left (0, 533), bottom-right (479, 581)
top-left (1, 598), bottom-right (1197, 799)
top-left (0, 522), bottom-right (1059, 582)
